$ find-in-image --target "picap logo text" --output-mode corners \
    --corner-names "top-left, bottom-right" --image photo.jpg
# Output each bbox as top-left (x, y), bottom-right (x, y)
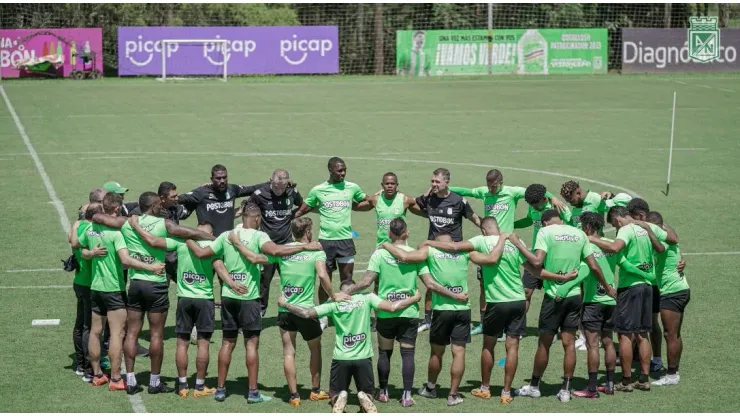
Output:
top-left (280, 34), bottom-right (333, 65)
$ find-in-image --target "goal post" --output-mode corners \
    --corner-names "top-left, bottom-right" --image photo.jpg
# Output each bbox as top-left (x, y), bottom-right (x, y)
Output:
top-left (159, 39), bottom-right (228, 82)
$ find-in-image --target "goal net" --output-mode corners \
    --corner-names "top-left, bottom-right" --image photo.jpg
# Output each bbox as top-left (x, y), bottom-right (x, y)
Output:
top-left (157, 39), bottom-right (228, 81)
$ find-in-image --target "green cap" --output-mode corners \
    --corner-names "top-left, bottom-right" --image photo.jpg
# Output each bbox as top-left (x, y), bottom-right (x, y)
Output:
top-left (102, 181), bottom-right (128, 194)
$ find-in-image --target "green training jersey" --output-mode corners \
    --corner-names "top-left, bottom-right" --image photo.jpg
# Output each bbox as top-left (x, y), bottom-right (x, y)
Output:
top-left (167, 238), bottom-right (216, 300)
top-left (534, 224), bottom-right (592, 299)
top-left (654, 241), bottom-right (689, 295)
top-left (569, 191), bottom-right (605, 229)
top-left (375, 193), bottom-right (406, 247)
top-left (79, 223), bottom-right (127, 293)
top-left (585, 240), bottom-right (619, 305)
top-left (73, 221), bottom-right (93, 287)
top-left (615, 223), bottom-right (667, 288)
top-left (604, 193), bottom-right (633, 210)
top-left (267, 243), bottom-right (327, 312)
top-left (470, 235), bottom-right (526, 303)
top-left (121, 215), bottom-right (168, 284)
top-left (421, 247), bottom-right (470, 311)
top-left (305, 181), bottom-right (367, 240)
top-left (523, 202), bottom-right (572, 250)
top-left (367, 245), bottom-right (422, 319)
top-left (211, 227), bottom-right (272, 301)
top-left (315, 293), bottom-right (381, 360)
top-left (449, 185), bottom-right (524, 233)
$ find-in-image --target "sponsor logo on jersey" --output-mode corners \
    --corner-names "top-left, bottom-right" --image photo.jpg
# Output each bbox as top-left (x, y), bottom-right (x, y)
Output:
top-left (593, 251), bottom-right (607, 259)
top-left (434, 251), bottom-right (462, 260)
top-left (386, 291), bottom-right (411, 301)
top-left (342, 333), bottom-right (366, 348)
top-left (206, 200), bottom-right (234, 214)
top-left (503, 244), bottom-right (518, 254)
top-left (230, 272), bottom-right (248, 282)
top-left (383, 256), bottom-right (406, 265)
top-left (87, 230), bottom-right (105, 238)
top-left (447, 207), bottom-right (453, 215)
top-left (635, 228), bottom-right (648, 237)
top-left (265, 209), bottom-right (293, 220)
top-left (533, 220), bottom-right (543, 228)
top-left (444, 285), bottom-right (464, 294)
top-left (596, 283), bottom-right (607, 296)
top-left (554, 270), bottom-right (570, 285)
top-left (131, 252), bottom-right (156, 264)
top-left (183, 271), bottom-right (206, 285)
top-left (637, 262), bottom-right (653, 272)
top-left (377, 217), bottom-right (393, 228)
top-left (429, 215), bottom-right (455, 226)
top-left (322, 200), bottom-right (350, 212)
top-left (282, 254), bottom-right (311, 262)
top-left (283, 284), bottom-right (305, 297)
top-left (485, 202), bottom-right (509, 213)
top-left (338, 298), bottom-right (365, 312)
top-left (554, 234), bottom-right (581, 242)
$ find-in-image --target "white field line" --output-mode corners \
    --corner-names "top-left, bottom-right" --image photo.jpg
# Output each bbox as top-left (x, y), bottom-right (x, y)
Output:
top-left (0, 86), bottom-right (70, 235)
top-left (378, 151), bottom-right (440, 155)
top-left (511, 149), bottom-right (581, 153)
top-left (646, 147), bottom-right (708, 151)
top-left (719, 88), bottom-right (736, 92)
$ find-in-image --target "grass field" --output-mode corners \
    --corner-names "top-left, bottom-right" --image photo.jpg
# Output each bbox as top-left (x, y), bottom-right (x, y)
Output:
top-left (1, 74), bottom-right (738, 413)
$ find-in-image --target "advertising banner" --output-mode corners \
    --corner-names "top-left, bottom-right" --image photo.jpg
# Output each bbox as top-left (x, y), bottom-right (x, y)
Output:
top-left (395, 28), bottom-right (607, 76)
top-left (0, 28), bottom-right (103, 78)
top-left (118, 26), bottom-right (339, 76)
top-left (622, 28), bottom-right (740, 73)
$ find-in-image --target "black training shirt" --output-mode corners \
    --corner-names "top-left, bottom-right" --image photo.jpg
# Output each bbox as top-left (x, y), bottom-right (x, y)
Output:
top-left (415, 191), bottom-right (475, 242)
top-left (178, 182), bottom-right (267, 236)
top-left (249, 184), bottom-right (303, 244)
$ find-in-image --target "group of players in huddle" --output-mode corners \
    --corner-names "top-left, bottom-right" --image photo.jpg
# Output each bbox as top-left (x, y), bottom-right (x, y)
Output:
top-left (67, 157), bottom-right (689, 411)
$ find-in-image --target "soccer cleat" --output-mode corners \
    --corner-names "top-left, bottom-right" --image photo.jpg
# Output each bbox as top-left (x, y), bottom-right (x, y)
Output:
top-left (632, 381), bottom-right (651, 391)
top-left (309, 390), bottom-right (330, 401)
top-left (652, 374), bottom-right (680, 386)
top-left (376, 389), bottom-right (389, 403)
top-left (92, 374), bottom-right (109, 387)
top-left (215, 387), bottom-right (226, 402)
top-left (109, 378), bottom-right (126, 391)
top-left (447, 394), bottom-right (464, 406)
top-left (75, 366), bottom-right (85, 376)
top-left (289, 395), bottom-right (301, 407)
top-left (556, 389), bottom-right (571, 402)
top-left (470, 324), bottom-right (483, 336)
top-left (497, 335), bottom-right (506, 342)
top-left (575, 337), bottom-right (586, 350)
top-left (650, 359), bottom-right (665, 373)
top-left (178, 385), bottom-right (190, 398)
top-left (148, 382), bottom-right (175, 394)
top-left (500, 394), bottom-right (513, 405)
top-left (471, 388), bottom-right (491, 399)
top-left (247, 392), bottom-right (272, 403)
top-left (358, 391), bottom-right (377, 413)
top-left (418, 384), bottom-right (438, 398)
top-left (597, 382), bottom-right (615, 395)
top-left (615, 382), bottom-right (634, 393)
top-left (417, 321), bottom-right (431, 333)
top-left (332, 391), bottom-right (348, 413)
top-left (82, 373), bottom-right (94, 383)
top-left (193, 386), bottom-right (216, 398)
top-left (514, 385), bottom-right (541, 398)
top-left (126, 384), bottom-right (144, 395)
top-left (400, 396), bottom-right (415, 407)
top-left (573, 389), bottom-right (600, 399)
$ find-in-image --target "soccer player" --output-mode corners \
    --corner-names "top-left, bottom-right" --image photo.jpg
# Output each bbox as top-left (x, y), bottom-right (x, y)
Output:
top-left (513, 210), bottom-right (614, 402)
top-left (647, 211), bottom-right (690, 386)
top-left (381, 233), bottom-right (472, 406)
top-left (228, 217), bottom-right (343, 406)
top-left (294, 157), bottom-right (368, 306)
top-left (246, 169), bottom-right (304, 317)
top-left (127, 217), bottom-right (221, 398)
top-left (559, 180), bottom-right (632, 228)
top-left (187, 202), bottom-right (322, 403)
top-left (278, 281), bottom-right (421, 413)
top-left (178, 164), bottom-right (268, 236)
top-left (78, 187), bottom-right (107, 220)
top-left (450, 170), bottom-right (565, 335)
top-left (553, 212), bottom-right (652, 397)
top-left (414, 168), bottom-right (481, 332)
top-left (73, 194), bottom-right (165, 390)
top-left (346, 218), bottom-right (468, 407)
top-left (102, 181), bottom-right (138, 216)
top-left (515, 184), bottom-right (572, 313)
top-left (69, 204), bottom-right (98, 381)
top-left (589, 206), bottom-right (676, 392)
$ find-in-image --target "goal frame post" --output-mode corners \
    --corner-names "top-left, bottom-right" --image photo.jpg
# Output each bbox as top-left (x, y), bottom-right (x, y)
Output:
top-left (159, 39), bottom-right (228, 82)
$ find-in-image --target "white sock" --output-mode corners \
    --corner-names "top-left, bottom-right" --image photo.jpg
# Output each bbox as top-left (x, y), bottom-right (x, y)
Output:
top-left (196, 378), bottom-right (205, 387)
top-left (127, 373), bottom-right (137, 386)
top-left (178, 377), bottom-right (187, 384)
top-left (426, 381), bottom-right (435, 390)
top-left (150, 374), bottom-right (160, 387)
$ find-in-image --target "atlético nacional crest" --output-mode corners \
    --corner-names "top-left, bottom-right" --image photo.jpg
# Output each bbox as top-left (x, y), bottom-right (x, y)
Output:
top-left (688, 16), bottom-right (720, 63)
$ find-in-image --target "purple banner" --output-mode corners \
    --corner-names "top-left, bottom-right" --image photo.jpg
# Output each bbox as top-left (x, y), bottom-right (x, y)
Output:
top-left (118, 26), bottom-right (338, 76)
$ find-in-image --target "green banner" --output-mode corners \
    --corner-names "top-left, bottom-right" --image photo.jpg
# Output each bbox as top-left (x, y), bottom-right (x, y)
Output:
top-left (396, 28), bottom-right (607, 76)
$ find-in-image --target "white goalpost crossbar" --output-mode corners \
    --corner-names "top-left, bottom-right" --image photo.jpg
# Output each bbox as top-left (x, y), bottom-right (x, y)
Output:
top-left (159, 39), bottom-right (228, 82)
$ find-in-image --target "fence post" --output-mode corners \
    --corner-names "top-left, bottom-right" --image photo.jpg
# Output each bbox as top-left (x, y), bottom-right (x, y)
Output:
top-left (373, 3), bottom-right (384, 75)
top-left (664, 3), bottom-right (672, 28)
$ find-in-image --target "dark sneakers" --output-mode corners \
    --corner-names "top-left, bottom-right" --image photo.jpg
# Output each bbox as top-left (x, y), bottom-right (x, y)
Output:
top-left (148, 382), bottom-right (175, 394)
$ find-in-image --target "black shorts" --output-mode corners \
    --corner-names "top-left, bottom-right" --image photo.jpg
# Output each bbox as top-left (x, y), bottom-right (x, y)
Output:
top-left (176, 297), bottom-right (215, 335)
top-left (651, 285), bottom-right (661, 314)
top-left (221, 298), bottom-right (262, 338)
top-left (430, 309), bottom-right (471, 346)
top-left (329, 359), bottom-right (374, 396)
top-left (522, 269), bottom-right (542, 291)
top-left (90, 290), bottom-right (128, 315)
top-left (319, 239), bottom-right (356, 273)
top-left (278, 312), bottom-right (322, 341)
top-left (127, 279), bottom-right (170, 313)
top-left (482, 301), bottom-right (526, 338)
top-left (581, 302), bottom-right (616, 332)
top-left (539, 295), bottom-right (581, 333)
top-left (376, 317), bottom-right (419, 345)
top-left (616, 284), bottom-right (653, 334)
top-left (660, 289), bottom-right (690, 313)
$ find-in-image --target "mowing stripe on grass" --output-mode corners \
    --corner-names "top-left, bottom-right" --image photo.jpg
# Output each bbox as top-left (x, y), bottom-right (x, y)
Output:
top-left (0, 86), bottom-right (71, 236)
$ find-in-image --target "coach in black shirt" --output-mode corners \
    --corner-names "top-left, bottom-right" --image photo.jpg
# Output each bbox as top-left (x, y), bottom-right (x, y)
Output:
top-left (178, 164), bottom-right (268, 236)
top-left (247, 169), bottom-right (303, 315)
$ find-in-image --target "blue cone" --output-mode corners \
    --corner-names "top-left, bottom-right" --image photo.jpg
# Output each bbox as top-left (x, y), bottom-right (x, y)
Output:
top-left (352, 230), bottom-right (359, 238)
top-left (497, 357), bottom-right (506, 367)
